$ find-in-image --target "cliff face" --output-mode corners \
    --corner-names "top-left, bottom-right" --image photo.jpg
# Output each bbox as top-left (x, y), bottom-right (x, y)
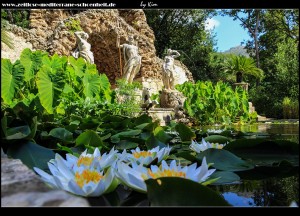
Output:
top-left (6, 9), bottom-right (193, 89)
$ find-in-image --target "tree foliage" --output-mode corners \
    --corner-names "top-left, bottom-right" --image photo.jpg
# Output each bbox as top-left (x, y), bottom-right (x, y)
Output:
top-left (1, 9), bottom-right (30, 28)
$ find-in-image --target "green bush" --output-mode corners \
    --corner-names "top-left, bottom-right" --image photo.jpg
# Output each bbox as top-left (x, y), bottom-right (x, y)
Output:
top-left (283, 97), bottom-right (299, 119)
top-left (65, 18), bottom-right (82, 34)
top-left (109, 79), bottom-right (142, 117)
top-left (176, 81), bottom-right (254, 125)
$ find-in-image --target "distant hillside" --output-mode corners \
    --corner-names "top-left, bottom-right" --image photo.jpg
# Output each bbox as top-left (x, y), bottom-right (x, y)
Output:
top-left (223, 45), bottom-right (249, 57)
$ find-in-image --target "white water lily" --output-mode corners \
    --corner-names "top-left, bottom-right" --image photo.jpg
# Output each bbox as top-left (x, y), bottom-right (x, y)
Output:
top-left (190, 138), bottom-right (227, 153)
top-left (116, 157), bottom-right (216, 193)
top-left (54, 147), bottom-right (118, 172)
top-left (207, 129), bottom-right (225, 134)
top-left (118, 146), bottom-right (172, 166)
top-left (34, 151), bottom-right (117, 197)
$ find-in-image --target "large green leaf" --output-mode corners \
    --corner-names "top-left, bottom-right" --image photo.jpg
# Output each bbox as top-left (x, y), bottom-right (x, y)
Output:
top-left (25, 116), bottom-right (37, 140)
top-left (5, 125), bottom-right (31, 140)
top-left (19, 48), bottom-right (46, 82)
top-left (146, 177), bottom-right (230, 206)
top-left (153, 126), bottom-right (172, 143)
top-left (210, 171), bottom-right (240, 185)
top-left (49, 128), bottom-right (73, 143)
top-left (68, 56), bottom-right (85, 78)
top-left (1, 116), bottom-right (8, 137)
top-left (1, 59), bottom-right (24, 104)
top-left (98, 73), bottom-right (111, 91)
top-left (75, 130), bottom-right (103, 147)
top-left (116, 140), bottom-right (139, 150)
top-left (205, 135), bottom-right (231, 144)
top-left (111, 130), bottom-right (142, 143)
top-left (36, 66), bottom-right (54, 114)
top-left (175, 123), bottom-right (196, 142)
top-left (145, 133), bottom-right (167, 149)
top-left (196, 148), bottom-right (254, 171)
top-left (134, 114), bottom-right (152, 125)
top-left (82, 74), bottom-right (101, 98)
top-left (42, 53), bottom-right (67, 74)
top-left (7, 141), bottom-right (55, 172)
top-left (224, 139), bottom-right (299, 166)
top-left (20, 48), bottom-right (34, 82)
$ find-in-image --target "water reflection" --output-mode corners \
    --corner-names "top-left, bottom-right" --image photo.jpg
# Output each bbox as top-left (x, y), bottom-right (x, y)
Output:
top-left (214, 175), bottom-right (299, 206)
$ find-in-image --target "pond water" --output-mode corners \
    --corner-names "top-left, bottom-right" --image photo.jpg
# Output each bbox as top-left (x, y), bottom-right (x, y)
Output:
top-left (88, 123), bottom-right (299, 207)
top-left (208, 123), bottom-right (299, 207)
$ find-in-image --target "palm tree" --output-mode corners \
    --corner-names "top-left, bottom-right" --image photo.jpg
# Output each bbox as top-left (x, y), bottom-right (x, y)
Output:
top-left (223, 55), bottom-right (264, 83)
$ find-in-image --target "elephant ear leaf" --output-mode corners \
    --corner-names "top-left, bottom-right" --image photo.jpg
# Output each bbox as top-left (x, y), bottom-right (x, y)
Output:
top-left (36, 66), bottom-right (54, 114)
top-left (1, 59), bottom-right (24, 104)
top-left (82, 73), bottom-right (101, 98)
top-left (20, 48), bottom-right (46, 82)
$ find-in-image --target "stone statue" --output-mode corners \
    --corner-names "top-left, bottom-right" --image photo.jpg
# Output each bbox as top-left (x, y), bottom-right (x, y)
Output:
top-left (162, 49), bottom-right (180, 90)
top-left (72, 31), bottom-right (94, 64)
top-left (116, 35), bottom-right (142, 83)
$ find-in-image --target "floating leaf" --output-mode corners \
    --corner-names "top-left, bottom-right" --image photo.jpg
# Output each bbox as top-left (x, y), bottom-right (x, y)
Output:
top-left (196, 148), bottom-right (254, 171)
top-left (134, 114), bottom-right (152, 125)
top-left (209, 171), bottom-right (240, 185)
top-left (145, 134), bottom-right (167, 149)
top-left (146, 177), bottom-right (230, 206)
top-left (111, 130), bottom-right (142, 143)
top-left (224, 139), bottom-right (299, 166)
top-left (116, 140), bottom-right (139, 150)
top-left (6, 125), bottom-right (31, 140)
top-left (75, 130), bottom-right (103, 147)
top-left (153, 126), bottom-right (172, 143)
top-left (49, 128), bottom-right (73, 143)
top-left (175, 123), bottom-right (196, 142)
top-left (7, 141), bottom-right (55, 172)
top-left (205, 135), bottom-right (231, 144)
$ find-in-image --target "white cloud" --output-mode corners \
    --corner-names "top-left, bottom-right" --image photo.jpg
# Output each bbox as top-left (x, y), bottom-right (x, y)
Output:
top-left (205, 18), bottom-right (220, 31)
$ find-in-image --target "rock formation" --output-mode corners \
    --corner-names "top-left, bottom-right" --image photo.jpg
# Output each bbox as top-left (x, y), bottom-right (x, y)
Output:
top-left (1, 150), bottom-right (90, 207)
top-left (4, 9), bottom-right (193, 92)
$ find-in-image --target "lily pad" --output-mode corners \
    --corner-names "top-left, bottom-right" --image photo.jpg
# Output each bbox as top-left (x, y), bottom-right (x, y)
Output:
top-left (210, 171), bottom-right (240, 185)
top-left (7, 141), bottom-right (55, 172)
top-left (116, 140), bottom-right (139, 150)
top-left (224, 139), bottom-right (299, 166)
top-left (153, 126), bottom-right (172, 143)
top-left (196, 148), bottom-right (254, 171)
top-left (145, 134), bottom-right (167, 149)
top-left (49, 128), bottom-right (73, 143)
top-left (205, 135), bottom-right (231, 144)
top-left (75, 130), bottom-right (103, 147)
top-left (111, 130), bottom-right (142, 143)
top-left (145, 177), bottom-right (230, 206)
top-left (175, 123), bottom-right (196, 142)
top-left (6, 125), bottom-right (31, 140)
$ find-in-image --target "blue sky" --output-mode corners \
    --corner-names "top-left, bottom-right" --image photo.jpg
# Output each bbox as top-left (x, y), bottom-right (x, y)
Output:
top-left (205, 14), bottom-right (251, 52)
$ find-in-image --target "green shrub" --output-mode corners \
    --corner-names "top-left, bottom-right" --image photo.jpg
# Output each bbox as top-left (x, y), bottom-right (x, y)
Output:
top-left (65, 18), bottom-right (82, 34)
top-left (283, 97), bottom-right (299, 119)
top-left (176, 81), bottom-right (253, 125)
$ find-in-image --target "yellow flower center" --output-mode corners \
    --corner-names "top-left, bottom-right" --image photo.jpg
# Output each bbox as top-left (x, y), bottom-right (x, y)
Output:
top-left (147, 169), bottom-right (186, 179)
top-left (211, 143), bottom-right (224, 149)
top-left (77, 156), bottom-right (94, 167)
top-left (133, 151), bottom-right (153, 159)
top-left (75, 169), bottom-right (103, 188)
